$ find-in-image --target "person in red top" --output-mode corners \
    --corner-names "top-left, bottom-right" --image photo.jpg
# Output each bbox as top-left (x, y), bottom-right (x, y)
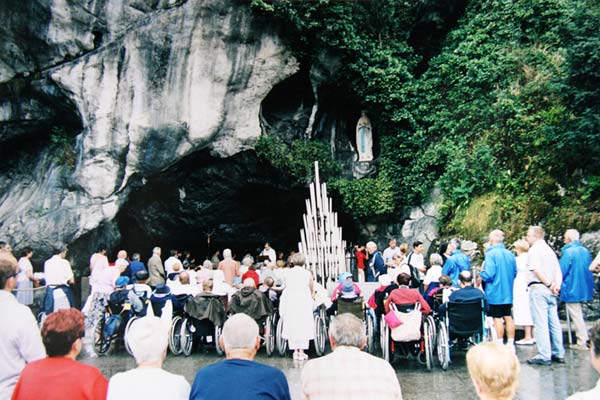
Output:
top-left (384, 273), bottom-right (431, 315)
top-left (12, 308), bottom-right (108, 400)
top-left (355, 245), bottom-right (367, 282)
top-left (241, 264), bottom-right (260, 288)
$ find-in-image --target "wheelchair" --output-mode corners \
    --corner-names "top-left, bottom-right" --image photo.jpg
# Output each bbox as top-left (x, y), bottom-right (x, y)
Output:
top-left (150, 293), bottom-right (192, 356)
top-left (229, 287), bottom-right (276, 356)
top-left (336, 296), bottom-right (376, 354)
top-left (436, 298), bottom-right (493, 370)
top-left (380, 302), bottom-right (435, 371)
top-left (93, 291), bottom-right (144, 356)
top-left (179, 294), bottom-right (227, 356)
top-left (276, 303), bottom-right (328, 357)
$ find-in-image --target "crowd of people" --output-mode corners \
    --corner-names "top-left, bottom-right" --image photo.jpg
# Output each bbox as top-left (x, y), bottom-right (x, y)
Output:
top-left (0, 226), bottom-right (599, 400)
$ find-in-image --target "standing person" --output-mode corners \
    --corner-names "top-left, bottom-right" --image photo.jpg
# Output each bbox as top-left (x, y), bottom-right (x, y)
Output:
top-left (301, 313), bottom-right (403, 400)
top-left (512, 239), bottom-right (535, 345)
top-left (439, 242), bottom-right (450, 264)
top-left (525, 226), bottom-right (565, 365)
top-left (115, 250), bottom-right (129, 278)
top-left (218, 249), bottom-right (239, 286)
top-left (466, 342), bottom-right (520, 400)
top-left (479, 230), bottom-right (517, 350)
top-left (16, 247), bottom-right (37, 306)
top-left (43, 247), bottom-right (75, 309)
top-left (567, 321), bottom-right (600, 399)
top-left (164, 250), bottom-right (179, 275)
top-left (11, 309), bottom-right (108, 400)
top-left (279, 252), bottom-right (314, 361)
top-left (128, 253), bottom-right (146, 283)
top-left (260, 242), bottom-right (277, 264)
top-left (560, 229), bottom-right (594, 350)
top-left (0, 254), bottom-right (45, 399)
top-left (407, 240), bottom-right (426, 277)
top-left (85, 258), bottom-right (120, 330)
top-left (383, 239), bottom-right (401, 268)
top-left (354, 245), bottom-right (367, 283)
top-left (366, 241), bottom-right (385, 282)
top-left (442, 238), bottom-right (471, 287)
top-left (189, 313), bottom-right (291, 400)
top-left (147, 247), bottom-right (165, 289)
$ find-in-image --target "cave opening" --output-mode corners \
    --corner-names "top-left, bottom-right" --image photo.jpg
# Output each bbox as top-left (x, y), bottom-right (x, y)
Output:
top-left (115, 148), bottom-right (359, 263)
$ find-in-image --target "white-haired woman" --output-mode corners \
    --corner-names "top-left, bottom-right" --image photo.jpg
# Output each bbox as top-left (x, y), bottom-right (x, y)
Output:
top-left (512, 239), bottom-right (535, 345)
top-left (279, 252), bottom-right (314, 360)
top-left (107, 301), bottom-right (190, 399)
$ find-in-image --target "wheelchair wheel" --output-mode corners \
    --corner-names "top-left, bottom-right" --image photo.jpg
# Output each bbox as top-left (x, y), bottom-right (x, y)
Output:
top-left (365, 310), bottom-right (375, 354)
top-left (424, 317), bottom-right (434, 371)
top-left (180, 318), bottom-right (194, 357)
top-left (93, 314), bottom-right (110, 356)
top-left (437, 320), bottom-right (449, 370)
top-left (215, 324), bottom-right (224, 356)
top-left (314, 312), bottom-right (327, 356)
top-left (124, 316), bottom-right (139, 356)
top-left (276, 315), bottom-right (287, 356)
top-left (484, 317), bottom-right (498, 342)
top-left (381, 317), bottom-right (391, 363)
top-left (265, 315), bottom-right (275, 357)
top-left (169, 316), bottom-right (184, 355)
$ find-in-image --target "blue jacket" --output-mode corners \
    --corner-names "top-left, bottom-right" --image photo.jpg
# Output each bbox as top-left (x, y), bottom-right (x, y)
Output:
top-left (438, 286), bottom-right (488, 314)
top-left (366, 251), bottom-right (385, 282)
top-left (560, 241), bottom-right (593, 302)
top-left (442, 250), bottom-right (471, 286)
top-left (480, 243), bottom-right (517, 305)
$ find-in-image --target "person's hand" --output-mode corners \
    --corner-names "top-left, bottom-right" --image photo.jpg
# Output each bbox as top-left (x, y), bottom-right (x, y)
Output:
top-left (476, 277), bottom-right (482, 287)
top-left (549, 282), bottom-right (560, 296)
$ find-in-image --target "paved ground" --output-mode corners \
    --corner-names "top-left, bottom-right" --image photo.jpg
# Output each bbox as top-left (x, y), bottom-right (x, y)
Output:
top-left (81, 342), bottom-right (597, 400)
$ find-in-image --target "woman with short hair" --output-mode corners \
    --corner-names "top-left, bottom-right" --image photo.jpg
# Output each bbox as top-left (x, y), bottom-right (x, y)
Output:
top-left (16, 247), bottom-right (37, 306)
top-left (12, 309), bottom-right (108, 399)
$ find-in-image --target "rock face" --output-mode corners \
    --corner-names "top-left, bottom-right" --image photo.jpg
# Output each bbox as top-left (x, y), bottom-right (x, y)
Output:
top-left (0, 0), bottom-right (298, 266)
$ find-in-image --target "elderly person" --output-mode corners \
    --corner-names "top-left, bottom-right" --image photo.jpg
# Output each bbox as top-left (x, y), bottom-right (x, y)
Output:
top-left (43, 247), bottom-right (75, 310)
top-left (512, 239), bottom-right (535, 345)
top-left (466, 342), bottom-right (520, 400)
top-left (115, 250), bottom-right (129, 277)
top-left (567, 321), bottom-right (600, 399)
top-left (0, 254), bottom-right (45, 399)
top-left (384, 273), bottom-right (431, 315)
top-left (12, 309), bottom-right (108, 399)
top-left (190, 313), bottom-right (291, 400)
top-left (196, 260), bottom-right (214, 285)
top-left (279, 252), bottom-right (314, 360)
top-left (423, 253), bottom-right (444, 296)
top-left (442, 238), bottom-right (471, 287)
top-left (16, 247), bottom-right (37, 306)
top-left (218, 249), bottom-right (239, 286)
top-left (147, 247), bottom-right (164, 288)
top-left (302, 313), bottom-right (402, 400)
top-left (560, 229), bottom-right (594, 350)
top-left (107, 302), bottom-right (190, 399)
top-left (366, 241), bottom-right (385, 282)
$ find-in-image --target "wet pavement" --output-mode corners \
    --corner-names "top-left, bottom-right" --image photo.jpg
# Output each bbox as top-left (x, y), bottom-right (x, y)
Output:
top-left (81, 342), bottom-right (598, 400)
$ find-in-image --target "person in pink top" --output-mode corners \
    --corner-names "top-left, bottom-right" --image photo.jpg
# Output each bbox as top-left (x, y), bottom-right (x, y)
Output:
top-left (218, 249), bottom-right (239, 286)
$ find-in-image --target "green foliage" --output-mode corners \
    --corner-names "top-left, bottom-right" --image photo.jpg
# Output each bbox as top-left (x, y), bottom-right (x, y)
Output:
top-left (251, 0), bottom-right (600, 239)
top-left (49, 126), bottom-right (76, 168)
top-left (255, 135), bottom-right (340, 186)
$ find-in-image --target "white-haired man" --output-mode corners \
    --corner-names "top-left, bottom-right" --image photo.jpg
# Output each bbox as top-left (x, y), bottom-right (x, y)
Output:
top-left (366, 241), bottom-right (385, 282)
top-left (107, 301), bottom-right (190, 399)
top-left (218, 249), bottom-right (239, 286)
top-left (560, 229), bottom-right (594, 350)
top-left (302, 313), bottom-right (402, 399)
top-left (147, 247), bottom-right (164, 288)
top-left (190, 313), bottom-right (291, 400)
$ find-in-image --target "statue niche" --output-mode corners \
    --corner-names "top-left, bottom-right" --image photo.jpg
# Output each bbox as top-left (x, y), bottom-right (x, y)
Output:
top-left (355, 111), bottom-right (373, 162)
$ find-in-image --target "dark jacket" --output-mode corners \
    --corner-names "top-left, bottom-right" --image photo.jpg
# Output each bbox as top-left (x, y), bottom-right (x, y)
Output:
top-left (230, 287), bottom-right (273, 321)
top-left (185, 293), bottom-right (227, 327)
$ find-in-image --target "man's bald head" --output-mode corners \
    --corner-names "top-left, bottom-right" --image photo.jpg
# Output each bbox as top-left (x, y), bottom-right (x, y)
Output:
top-left (0, 253), bottom-right (18, 290)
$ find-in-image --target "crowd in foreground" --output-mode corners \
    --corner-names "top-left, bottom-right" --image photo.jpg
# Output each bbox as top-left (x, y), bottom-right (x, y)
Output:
top-left (0, 224), bottom-right (599, 400)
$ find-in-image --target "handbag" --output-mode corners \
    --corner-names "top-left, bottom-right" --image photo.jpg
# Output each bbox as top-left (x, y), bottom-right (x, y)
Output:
top-left (384, 309), bottom-right (403, 329)
top-left (390, 303), bottom-right (422, 342)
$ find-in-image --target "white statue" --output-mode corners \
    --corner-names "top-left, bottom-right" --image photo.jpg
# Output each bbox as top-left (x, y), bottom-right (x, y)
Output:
top-left (356, 111), bottom-right (373, 162)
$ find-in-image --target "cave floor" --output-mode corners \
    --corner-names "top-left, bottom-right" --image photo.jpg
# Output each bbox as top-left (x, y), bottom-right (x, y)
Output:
top-left (80, 342), bottom-right (597, 399)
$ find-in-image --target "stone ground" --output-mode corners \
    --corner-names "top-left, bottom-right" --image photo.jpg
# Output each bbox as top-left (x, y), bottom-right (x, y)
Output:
top-left (81, 343), bottom-right (598, 400)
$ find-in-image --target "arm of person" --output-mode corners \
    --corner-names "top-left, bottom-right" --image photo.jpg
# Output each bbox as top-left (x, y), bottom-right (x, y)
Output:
top-left (590, 252), bottom-right (600, 272)
top-left (417, 293), bottom-right (431, 314)
top-left (127, 290), bottom-right (144, 313)
top-left (479, 254), bottom-right (495, 283)
top-left (19, 311), bottom-right (46, 362)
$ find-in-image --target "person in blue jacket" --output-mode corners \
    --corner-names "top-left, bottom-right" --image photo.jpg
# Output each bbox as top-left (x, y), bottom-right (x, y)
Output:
top-left (442, 238), bottom-right (471, 287)
top-left (366, 241), bottom-right (386, 282)
top-left (560, 229), bottom-right (593, 350)
top-left (479, 230), bottom-right (517, 349)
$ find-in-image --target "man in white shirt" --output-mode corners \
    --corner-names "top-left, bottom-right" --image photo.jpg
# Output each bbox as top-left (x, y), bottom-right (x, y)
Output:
top-left (407, 241), bottom-right (426, 276)
top-left (260, 243), bottom-right (277, 264)
top-left (164, 250), bottom-right (180, 275)
top-left (383, 239), bottom-right (401, 267)
top-left (0, 254), bottom-right (46, 399)
top-left (168, 271), bottom-right (199, 297)
top-left (525, 225), bottom-right (565, 366)
top-left (44, 247), bottom-right (74, 286)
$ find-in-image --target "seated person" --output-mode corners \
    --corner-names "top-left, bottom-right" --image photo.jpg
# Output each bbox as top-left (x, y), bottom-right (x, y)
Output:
top-left (259, 277), bottom-right (279, 304)
top-left (132, 270), bottom-right (153, 301)
top-left (170, 271), bottom-right (200, 297)
top-left (429, 274), bottom-right (456, 308)
top-left (438, 271), bottom-right (487, 314)
top-left (384, 273), bottom-right (431, 315)
top-left (12, 309), bottom-right (108, 399)
top-left (230, 278), bottom-right (273, 322)
top-left (108, 301), bottom-right (190, 400)
top-left (211, 269), bottom-right (237, 301)
top-left (166, 262), bottom-right (182, 285)
top-left (195, 260), bottom-right (214, 286)
top-left (466, 342), bottom-right (520, 400)
top-left (241, 264), bottom-right (260, 289)
top-left (150, 284), bottom-right (176, 316)
top-left (189, 314), bottom-right (291, 400)
top-left (108, 277), bottom-right (144, 316)
top-left (423, 253), bottom-right (444, 297)
top-left (331, 272), bottom-right (361, 302)
top-left (368, 274), bottom-right (392, 318)
top-left (186, 280), bottom-right (227, 332)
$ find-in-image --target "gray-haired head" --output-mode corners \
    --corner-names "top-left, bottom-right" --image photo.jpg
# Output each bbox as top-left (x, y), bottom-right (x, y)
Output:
top-left (126, 301), bottom-right (172, 365)
top-left (459, 270), bottom-right (473, 285)
top-left (489, 230), bottom-right (505, 244)
top-left (202, 259), bottom-right (213, 269)
top-left (564, 229), bottom-right (580, 243)
top-left (329, 313), bottom-right (366, 348)
top-left (152, 247), bottom-right (161, 255)
top-left (221, 313), bottom-right (259, 350)
top-left (290, 252), bottom-right (305, 266)
top-left (242, 255), bottom-right (254, 266)
top-left (449, 238), bottom-right (461, 250)
top-left (223, 249), bottom-right (232, 259)
top-left (429, 253), bottom-right (443, 266)
top-left (132, 253), bottom-right (141, 261)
